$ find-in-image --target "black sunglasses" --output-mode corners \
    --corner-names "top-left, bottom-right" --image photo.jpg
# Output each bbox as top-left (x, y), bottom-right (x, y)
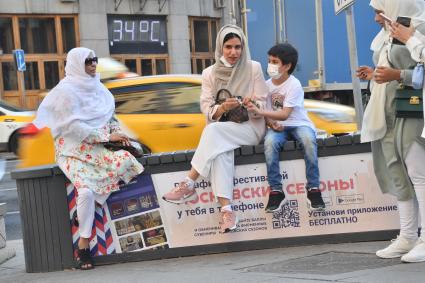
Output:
top-left (84, 57), bottom-right (98, 65)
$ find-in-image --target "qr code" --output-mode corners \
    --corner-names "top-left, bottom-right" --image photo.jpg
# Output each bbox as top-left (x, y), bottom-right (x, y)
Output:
top-left (272, 200), bottom-right (300, 229)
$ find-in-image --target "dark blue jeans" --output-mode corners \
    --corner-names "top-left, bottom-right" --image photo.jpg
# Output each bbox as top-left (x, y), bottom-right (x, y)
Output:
top-left (264, 126), bottom-right (320, 192)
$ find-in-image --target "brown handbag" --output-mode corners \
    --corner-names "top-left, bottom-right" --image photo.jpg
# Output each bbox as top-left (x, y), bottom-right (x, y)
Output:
top-left (215, 88), bottom-right (249, 123)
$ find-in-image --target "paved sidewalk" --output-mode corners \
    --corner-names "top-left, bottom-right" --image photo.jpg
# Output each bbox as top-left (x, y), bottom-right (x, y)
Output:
top-left (1, 239), bottom-right (425, 283)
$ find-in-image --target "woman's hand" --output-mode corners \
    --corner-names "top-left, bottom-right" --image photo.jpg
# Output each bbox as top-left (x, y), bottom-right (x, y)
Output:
top-left (221, 97), bottom-right (241, 112)
top-left (390, 22), bottom-right (415, 44)
top-left (374, 66), bottom-right (401, 84)
top-left (109, 133), bottom-right (130, 146)
top-left (356, 66), bottom-right (374, 80)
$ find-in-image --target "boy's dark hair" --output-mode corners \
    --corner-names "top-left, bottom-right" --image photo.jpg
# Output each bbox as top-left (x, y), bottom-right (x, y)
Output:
top-left (267, 43), bottom-right (298, 74)
top-left (223, 32), bottom-right (241, 44)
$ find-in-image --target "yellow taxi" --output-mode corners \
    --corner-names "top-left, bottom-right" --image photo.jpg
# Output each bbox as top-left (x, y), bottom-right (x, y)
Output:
top-left (18, 74), bottom-right (357, 168)
top-left (0, 101), bottom-right (34, 154)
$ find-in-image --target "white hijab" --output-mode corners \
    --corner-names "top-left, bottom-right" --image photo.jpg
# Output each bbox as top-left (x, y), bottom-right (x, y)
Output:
top-left (33, 47), bottom-right (115, 149)
top-left (370, 0), bottom-right (425, 52)
top-left (213, 24), bottom-right (252, 98)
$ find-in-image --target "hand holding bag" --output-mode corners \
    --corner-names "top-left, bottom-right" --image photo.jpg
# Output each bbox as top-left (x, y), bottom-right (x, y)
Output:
top-left (103, 139), bottom-right (144, 158)
top-left (215, 88), bottom-right (249, 123)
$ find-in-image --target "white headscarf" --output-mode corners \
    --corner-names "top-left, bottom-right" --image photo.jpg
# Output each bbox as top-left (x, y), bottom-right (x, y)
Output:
top-left (33, 47), bottom-right (115, 149)
top-left (370, 0), bottom-right (425, 52)
top-left (362, 0), bottom-right (425, 143)
top-left (213, 24), bottom-right (252, 98)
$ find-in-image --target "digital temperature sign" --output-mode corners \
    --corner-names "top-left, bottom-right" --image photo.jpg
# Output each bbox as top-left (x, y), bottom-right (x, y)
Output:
top-left (107, 15), bottom-right (168, 54)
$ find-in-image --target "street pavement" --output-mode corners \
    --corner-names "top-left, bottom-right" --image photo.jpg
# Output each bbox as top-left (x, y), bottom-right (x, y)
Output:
top-left (0, 154), bottom-right (22, 241)
top-left (1, 238), bottom-right (425, 282)
top-left (1, 153), bottom-right (425, 282)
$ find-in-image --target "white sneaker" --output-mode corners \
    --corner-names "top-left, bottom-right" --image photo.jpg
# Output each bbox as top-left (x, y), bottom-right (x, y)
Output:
top-left (376, 235), bottom-right (416, 259)
top-left (401, 238), bottom-right (425, 263)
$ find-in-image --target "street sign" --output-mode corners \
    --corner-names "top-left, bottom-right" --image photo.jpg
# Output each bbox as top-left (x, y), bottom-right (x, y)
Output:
top-left (13, 49), bottom-right (26, 72)
top-left (334, 0), bottom-right (355, 15)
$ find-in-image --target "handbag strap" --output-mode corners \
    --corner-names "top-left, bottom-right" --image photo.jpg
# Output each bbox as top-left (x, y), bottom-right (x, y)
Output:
top-left (215, 88), bottom-right (232, 104)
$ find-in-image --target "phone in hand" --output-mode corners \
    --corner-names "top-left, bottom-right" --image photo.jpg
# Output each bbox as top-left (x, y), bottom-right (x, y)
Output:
top-left (392, 16), bottom-right (412, 45)
top-left (379, 13), bottom-right (393, 24)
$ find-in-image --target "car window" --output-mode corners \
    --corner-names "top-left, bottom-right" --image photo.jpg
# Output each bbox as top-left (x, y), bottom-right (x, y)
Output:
top-left (0, 101), bottom-right (25, 112)
top-left (111, 82), bottom-right (201, 114)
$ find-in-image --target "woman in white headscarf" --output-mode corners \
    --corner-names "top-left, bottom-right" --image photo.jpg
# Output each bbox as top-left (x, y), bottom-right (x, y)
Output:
top-left (389, 4), bottom-right (425, 263)
top-left (162, 24), bottom-right (268, 233)
top-left (356, 0), bottom-right (425, 262)
top-left (33, 47), bottom-right (144, 269)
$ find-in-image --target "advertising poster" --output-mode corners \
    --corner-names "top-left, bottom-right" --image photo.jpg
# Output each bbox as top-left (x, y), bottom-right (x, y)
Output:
top-left (67, 174), bottom-right (169, 257)
top-left (152, 153), bottom-right (400, 248)
top-left (67, 152), bottom-right (400, 256)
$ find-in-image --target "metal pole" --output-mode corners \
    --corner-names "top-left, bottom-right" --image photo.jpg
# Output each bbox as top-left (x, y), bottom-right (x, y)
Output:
top-left (276, 0), bottom-right (283, 43)
top-left (19, 72), bottom-right (26, 109)
top-left (345, 6), bottom-right (363, 129)
top-left (281, 0), bottom-right (287, 42)
top-left (230, 0), bottom-right (237, 25)
top-left (315, 0), bottom-right (326, 88)
top-left (240, 0), bottom-right (249, 39)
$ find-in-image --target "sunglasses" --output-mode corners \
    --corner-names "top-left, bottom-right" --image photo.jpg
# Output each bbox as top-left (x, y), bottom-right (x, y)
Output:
top-left (84, 57), bottom-right (98, 65)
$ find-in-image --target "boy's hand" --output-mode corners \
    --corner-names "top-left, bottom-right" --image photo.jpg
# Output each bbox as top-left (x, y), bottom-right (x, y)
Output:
top-left (246, 100), bottom-right (262, 115)
top-left (356, 66), bottom-right (374, 81)
top-left (266, 119), bottom-right (284, 132)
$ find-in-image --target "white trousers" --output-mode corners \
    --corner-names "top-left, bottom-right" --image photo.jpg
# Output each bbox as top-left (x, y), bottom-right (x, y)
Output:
top-left (76, 188), bottom-right (110, 238)
top-left (191, 122), bottom-right (261, 201)
top-left (400, 141), bottom-right (425, 240)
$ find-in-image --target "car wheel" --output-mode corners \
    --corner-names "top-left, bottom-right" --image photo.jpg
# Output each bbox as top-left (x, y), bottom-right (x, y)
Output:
top-left (9, 131), bottom-right (19, 155)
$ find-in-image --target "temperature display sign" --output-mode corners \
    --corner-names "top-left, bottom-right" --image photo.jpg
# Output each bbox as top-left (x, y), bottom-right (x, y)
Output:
top-left (107, 15), bottom-right (168, 54)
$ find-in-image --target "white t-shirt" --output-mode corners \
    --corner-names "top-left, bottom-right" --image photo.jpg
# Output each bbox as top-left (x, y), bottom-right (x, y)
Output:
top-left (266, 75), bottom-right (315, 130)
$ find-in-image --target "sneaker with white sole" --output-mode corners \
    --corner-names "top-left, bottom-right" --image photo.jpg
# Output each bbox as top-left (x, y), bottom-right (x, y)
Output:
top-left (401, 238), bottom-right (425, 263)
top-left (376, 235), bottom-right (416, 258)
top-left (162, 181), bottom-right (197, 204)
top-left (265, 191), bottom-right (287, 213)
top-left (220, 210), bottom-right (238, 233)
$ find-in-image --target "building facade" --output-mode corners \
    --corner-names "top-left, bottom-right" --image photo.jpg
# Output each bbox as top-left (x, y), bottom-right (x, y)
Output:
top-left (0, 0), bottom-right (238, 109)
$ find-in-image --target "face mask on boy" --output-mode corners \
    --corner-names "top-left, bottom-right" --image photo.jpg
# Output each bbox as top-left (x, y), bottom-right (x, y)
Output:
top-left (220, 56), bottom-right (234, 68)
top-left (267, 63), bottom-right (282, 79)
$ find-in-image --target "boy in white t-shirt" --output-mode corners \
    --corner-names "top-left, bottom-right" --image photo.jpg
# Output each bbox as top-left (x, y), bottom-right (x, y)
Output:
top-left (247, 43), bottom-right (325, 212)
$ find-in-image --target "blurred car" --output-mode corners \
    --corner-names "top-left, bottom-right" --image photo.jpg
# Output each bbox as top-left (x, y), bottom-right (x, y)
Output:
top-left (0, 101), bottom-right (34, 154)
top-left (18, 74), bottom-right (357, 168)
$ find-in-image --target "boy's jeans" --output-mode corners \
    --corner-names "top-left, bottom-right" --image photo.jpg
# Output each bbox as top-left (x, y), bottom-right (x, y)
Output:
top-left (264, 126), bottom-right (320, 192)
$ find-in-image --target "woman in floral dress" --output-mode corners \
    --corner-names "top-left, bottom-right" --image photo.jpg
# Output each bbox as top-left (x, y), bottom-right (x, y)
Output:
top-left (33, 47), bottom-right (144, 270)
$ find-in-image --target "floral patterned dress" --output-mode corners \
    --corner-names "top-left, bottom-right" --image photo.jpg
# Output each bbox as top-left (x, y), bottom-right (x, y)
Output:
top-left (55, 118), bottom-right (144, 195)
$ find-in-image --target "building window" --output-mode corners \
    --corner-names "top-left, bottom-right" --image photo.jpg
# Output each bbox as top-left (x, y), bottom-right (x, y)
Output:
top-left (44, 61), bottom-right (60, 89)
top-left (0, 18), bottom-right (14, 54)
top-left (113, 55), bottom-right (169, 76)
top-left (1, 62), bottom-right (18, 90)
top-left (189, 17), bottom-right (219, 74)
top-left (61, 17), bottom-right (77, 53)
top-left (19, 18), bottom-right (57, 53)
top-left (0, 15), bottom-right (79, 109)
